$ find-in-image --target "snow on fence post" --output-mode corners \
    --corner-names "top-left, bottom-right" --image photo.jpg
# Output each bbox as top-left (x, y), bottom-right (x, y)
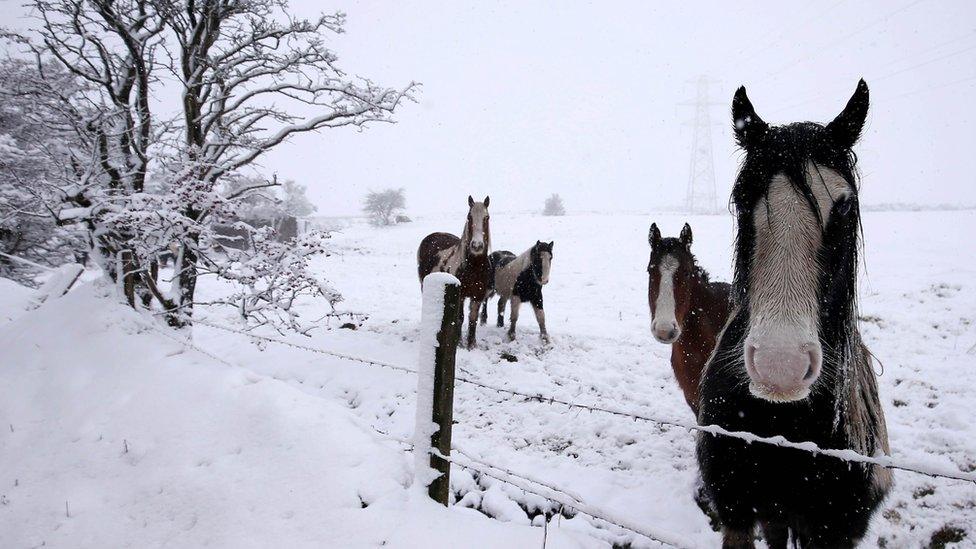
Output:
top-left (414, 272), bottom-right (461, 505)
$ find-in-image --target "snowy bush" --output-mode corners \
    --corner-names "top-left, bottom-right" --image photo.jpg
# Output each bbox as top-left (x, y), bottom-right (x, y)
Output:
top-left (363, 188), bottom-right (407, 226)
top-left (543, 194), bottom-right (566, 216)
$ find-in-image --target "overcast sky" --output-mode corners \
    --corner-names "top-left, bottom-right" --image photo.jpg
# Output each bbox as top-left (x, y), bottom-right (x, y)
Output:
top-left (4, 0), bottom-right (975, 216)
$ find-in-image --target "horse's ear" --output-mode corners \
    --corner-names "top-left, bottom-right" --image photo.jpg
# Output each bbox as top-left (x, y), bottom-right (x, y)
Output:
top-left (680, 223), bottom-right (693, 247)
top-left (825, 79), bottom-right (869, 150)
top-left (548, 241), bottom-right (554, 249)
top-left (732, 86), bottom-right (768, 149)
top-left (648, 223), bottom-right (661, 247)
top-left (483, 195), bottom-right (490, 208)
top-left (468, 195), bottom-right (474, 207)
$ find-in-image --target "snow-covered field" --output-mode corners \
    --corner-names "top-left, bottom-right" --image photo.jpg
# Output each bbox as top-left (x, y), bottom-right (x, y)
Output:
top-left (3, 210), bottom-right (976, 547)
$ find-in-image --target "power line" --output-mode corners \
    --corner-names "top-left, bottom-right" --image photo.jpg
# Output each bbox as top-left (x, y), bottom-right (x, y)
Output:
top-left (754, 0), bottom-right (928, 87)
top-left (731, 0), bottom-right (849, 69)
top-left (767, 43), bottom-right (976, 115)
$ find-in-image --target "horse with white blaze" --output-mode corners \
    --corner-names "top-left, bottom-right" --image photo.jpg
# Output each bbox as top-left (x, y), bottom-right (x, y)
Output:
top-left (697, 80), bottom-right (891, 548)
top-left (647, 222), bottom-right (731, 416)
top-left (416, 196), bottom-right (492, 349)
top-left (481, 240), bottom-right (554, 343)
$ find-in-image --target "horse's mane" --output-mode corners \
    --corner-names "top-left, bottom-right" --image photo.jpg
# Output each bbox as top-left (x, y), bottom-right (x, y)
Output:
top-left (654, 238), bottom-right (712, 285)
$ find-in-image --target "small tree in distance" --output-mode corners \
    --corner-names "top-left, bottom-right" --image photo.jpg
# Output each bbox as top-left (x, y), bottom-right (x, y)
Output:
top-left (363, 188), bottom-right (407, 226)
top-left (543, 193), bottom-right (566, 216)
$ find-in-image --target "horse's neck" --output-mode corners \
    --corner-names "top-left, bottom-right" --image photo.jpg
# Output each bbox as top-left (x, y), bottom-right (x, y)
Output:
top-left (502, 249), bottom-right (532, 277)
top-left (683, 270), bottom-right (716, 327)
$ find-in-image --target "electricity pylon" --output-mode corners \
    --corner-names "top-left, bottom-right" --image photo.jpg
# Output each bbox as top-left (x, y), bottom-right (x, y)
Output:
top-left (680, 76), bottom-right (723, 215)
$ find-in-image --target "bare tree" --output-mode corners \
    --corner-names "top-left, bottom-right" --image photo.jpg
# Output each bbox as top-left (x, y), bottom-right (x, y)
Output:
top-left (543, 193), bottom-right (566, 216)
top-left (363, 188), bottom-right (406, 226)
top-left (6, 0), bottom-right (417, 330)
top-left (155, 0), bottom-right (417, 323)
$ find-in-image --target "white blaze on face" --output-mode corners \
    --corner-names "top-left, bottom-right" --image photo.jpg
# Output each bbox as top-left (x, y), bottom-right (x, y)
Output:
top-left (540, 251), bottom-right (552, 285)
top-left (651, 255), bottom-right (680, 344)
top-left (744, 161), bottom-right (852, 402)
top-left (468, 202), bottom-right (489, 255)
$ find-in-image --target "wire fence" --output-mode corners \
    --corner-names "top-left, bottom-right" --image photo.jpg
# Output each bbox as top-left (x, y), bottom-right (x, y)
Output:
top-left (185, 317), bottom-right (976, 485)
top-left (155, 317), bottom-right (695, 547)
top-left (136, 313), bottom-right (976, 546)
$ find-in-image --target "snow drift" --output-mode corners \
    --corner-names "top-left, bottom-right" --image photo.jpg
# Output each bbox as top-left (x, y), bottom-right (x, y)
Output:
top-left (0, 281), bottom-right (598, 548)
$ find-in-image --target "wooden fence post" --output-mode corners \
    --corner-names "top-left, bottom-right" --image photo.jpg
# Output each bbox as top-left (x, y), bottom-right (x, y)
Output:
top-left (429, 280), bottom-right (461, 505)
top-left (415, 273), bottom-right (461, 506)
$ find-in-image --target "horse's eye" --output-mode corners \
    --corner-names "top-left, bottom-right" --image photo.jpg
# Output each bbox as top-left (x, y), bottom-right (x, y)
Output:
top-left (836, 196), bottom-right (853, 216)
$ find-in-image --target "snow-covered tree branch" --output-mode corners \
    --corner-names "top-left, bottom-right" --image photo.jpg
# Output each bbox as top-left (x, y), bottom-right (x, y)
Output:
top-left (2, 0), bottom-right (418, 333)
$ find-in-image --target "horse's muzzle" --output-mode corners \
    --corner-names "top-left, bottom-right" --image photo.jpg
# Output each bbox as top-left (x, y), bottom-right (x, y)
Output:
top-left (744, 327), bottom-right (822, 402)
top-left (652, 320), bottom-right (680, 344)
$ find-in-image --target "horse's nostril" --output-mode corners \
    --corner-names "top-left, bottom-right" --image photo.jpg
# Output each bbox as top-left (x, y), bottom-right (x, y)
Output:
top-left (804, 364), bottom-right (816, 381)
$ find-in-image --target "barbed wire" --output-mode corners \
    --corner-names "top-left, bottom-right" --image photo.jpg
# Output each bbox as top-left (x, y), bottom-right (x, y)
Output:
top-left (181, 318), bottom-right (976, 484)
top-left (439, 447), bottom-right (697, 549)
top-left (372, 428), bottom-right (693, 548)
top-left (452, 372), bottom-right (976, 484)
top-left (193, 318), bottom-right (417, 375)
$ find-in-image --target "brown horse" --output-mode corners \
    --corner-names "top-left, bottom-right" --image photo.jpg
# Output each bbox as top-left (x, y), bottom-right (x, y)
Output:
top-left (417, 196), bottom-right (492, 349)
top-left (647, 222), bottom-right (731, 415)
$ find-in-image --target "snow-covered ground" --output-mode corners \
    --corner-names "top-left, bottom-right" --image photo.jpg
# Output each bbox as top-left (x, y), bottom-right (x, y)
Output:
top-left (3, 210), bottom-right (976, 547)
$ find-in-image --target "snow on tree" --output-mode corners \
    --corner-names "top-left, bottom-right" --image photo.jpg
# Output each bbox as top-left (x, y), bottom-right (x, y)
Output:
top-left (0, 59), bottom-right (91, 285)
top-left (3, 0), bottom-right (417, 332)
top-left (543, 193), bottom-right (566, 216)
top-left (363, 188), bottom-right (407, 226)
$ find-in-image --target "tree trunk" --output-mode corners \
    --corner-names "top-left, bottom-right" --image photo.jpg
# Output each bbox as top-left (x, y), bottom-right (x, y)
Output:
top-left (169, 233), bottom-right (199, 328)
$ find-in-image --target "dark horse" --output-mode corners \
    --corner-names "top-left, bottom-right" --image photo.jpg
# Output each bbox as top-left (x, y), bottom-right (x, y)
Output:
top-left (417, 196), bottom-right (491, 349)
top-left (697, 80), bottom-right (890, 548)
top-left (480, 240), bottom-right (554, 343)
top-left (647, 223), bottom-right (730, 416)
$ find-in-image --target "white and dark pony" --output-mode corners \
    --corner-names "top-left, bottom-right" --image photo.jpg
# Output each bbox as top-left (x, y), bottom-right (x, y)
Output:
top-left (480, 241), bottom-right (553, 342)
top-left (417, 196), bottom-right (491, 349)
top-left (697, 80), bottom-right (891, 548)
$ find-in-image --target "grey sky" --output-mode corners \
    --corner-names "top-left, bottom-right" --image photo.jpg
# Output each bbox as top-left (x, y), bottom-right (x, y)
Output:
top-left (4, 0), bottom-right (975, 215)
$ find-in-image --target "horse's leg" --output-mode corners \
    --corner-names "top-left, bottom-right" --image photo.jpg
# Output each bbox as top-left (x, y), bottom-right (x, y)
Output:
top-left (455, 297), bottom-right (466, 340)
top-left (532, 304), bottom-right (549, 343)
top-left (479, 298), bottom-right (488, 325)
top-left (507, 296), bottom-right (521, 340)
top-left (466, 299), bottom-right (481, 349)
top-left (496, 296), bottom-right (508, 327)
top-left (759, 522), bottom-right (788, 549)
top-left (722, 527), bottom-right (756, 549)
